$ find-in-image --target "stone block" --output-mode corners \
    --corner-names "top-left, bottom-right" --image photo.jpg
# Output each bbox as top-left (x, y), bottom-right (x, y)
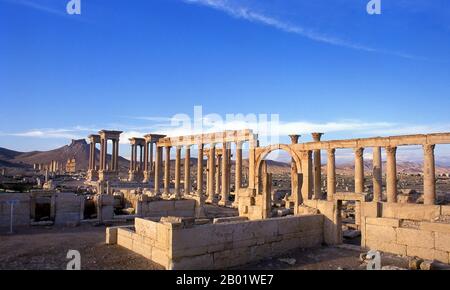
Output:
top-left (361, 202), bottom-right (381, 218)
top-left (441, 205), bottom-right (450, 216)
top-left (406, 246), bottom-right (449, 264)
top-left (151, 246), bottom-right (170, 269)
top-left (106, 227), bottom-right (118, 244)
top-left (366, 224), bottom-right (397, 243)
top-left (420, 222), bottom-right (450, 234)
top-left (382, 203), bottom-right (440, 221)
top-left (397, 228), bottom-right (434, 248)
top-left (213, 216), bottom-right (248, 224)
top-left (366, 217), bottom-right (400, 228)
top-left (365, 239), bottom-right (407, 256)
top-left (435, 232), bottom-right (450, 252)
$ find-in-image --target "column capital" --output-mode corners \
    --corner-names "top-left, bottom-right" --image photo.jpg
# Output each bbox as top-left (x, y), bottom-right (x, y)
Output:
top-left (327, 148), bottom-right (336, 156)
top-left (289, 135), bottom-right (301, 144)
top-left (311, 133), bottom-right (324, 142)
top-left (423, 144), bottom-right (435, 154)
top-left (354, 147), bottom-right (364, 157)
top-left (386, 146), bottom-right (397, 154)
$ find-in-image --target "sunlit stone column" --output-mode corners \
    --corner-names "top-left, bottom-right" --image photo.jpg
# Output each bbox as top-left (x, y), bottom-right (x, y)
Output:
top-left (130, 144), bottom-right (135, 172)
top-left (219, 143), bottom-right (229, 206)
top-left (235, 141), bottom-right (243, 191)
top-left (327, 148), bottom-right (336, 201)
top-left (184, 146), bottom-right (191, 194)
top-left (89, 141), bottom-right (94, 170)
top-left (289, 135), bottom-right (300, 199)
top-left (423, 144), bottom-right (436, 205)
top-left (207, 144), bottom-right (216, 202)
top-left (216, 153), bottom-right (222, 197)
top-left (372, 147), bottom-right (382, 202)
top-left (300, 150), bottom-right (313, 201)
top-left (197, 144), bottom-right (204, 196)
top-left (154, 146), bottom-right (162, 195)
top-left (354, 147), bottom-right (365, 193)
top-left (311, 133), bottom-right (323, 199)
top-left (174, 146), bottom-right (181, 198)
top-left (163, 146), bottom-right (171, 197)
top-left (386, 146), bottom-right (398, 203)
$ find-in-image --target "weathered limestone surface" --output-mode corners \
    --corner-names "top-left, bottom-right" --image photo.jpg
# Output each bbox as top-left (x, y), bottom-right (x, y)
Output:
top-left (111, 215), bottom-right (324, 269)
top-left (0, 193), bottom-right (30, 227)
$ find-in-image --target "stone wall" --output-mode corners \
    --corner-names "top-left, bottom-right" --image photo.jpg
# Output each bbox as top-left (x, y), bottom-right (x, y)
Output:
top-left (110, 214), bottom-right (324, 269)
top-left (137, 199), bottom-right (196, 218)
top-left (55, 192), bottom-right (83, 225)
top-left (0, 193), bottom-right (30, 228)
top-left (361, 202), bottom-right (450, 264)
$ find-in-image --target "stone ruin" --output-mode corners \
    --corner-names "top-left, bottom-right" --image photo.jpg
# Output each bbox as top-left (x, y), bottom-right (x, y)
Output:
top-left (2, 129), bottom-right (450, 269)
top-left (100, 129), bottom-right (450, 269)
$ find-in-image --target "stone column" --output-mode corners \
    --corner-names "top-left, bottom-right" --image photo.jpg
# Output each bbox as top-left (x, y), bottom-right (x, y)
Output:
top-left (354, 147), bottom-right (365, 193)
top-left (289, 135), bottom-right (300, 200)
top-left (300, 151), bottom-right (313, 201)
top-left (149, 143), bottom-right (154, 174)
top-left (207, 144), bottom-right (216, 202)
top-left (144, 142), bottom-right (149, 174)
top-left (174, 146), bottom-right (181, 198)
top-left (219, 143), bottom-right (229, 206)
top-left (423, 144), bottom-right (436, 205)
top-left (311, 133), bottom-right (323, 199)
top-left (130, 144), bottom-right (135, 172)
top-left (216, 154), bottom-right (222, 197)
top-left (163, 146), bottom-right (171, 197)
top-left (386, 146), bottom-right (397, 203)
top-left (327, 148), bottom-right (336, 201)
top-left (372, 147), bottom-right (382, 202)
top-left (115, 140), bottom-right (119, 172)
top-left (154, 146), bottom-right (162, 195)
top-left (184, 146), bottom-right (191, 194)
top-left (100, 139), bottom-right (105, 171)
top-left (197, 144), bottom-right (204, 196)
top-left (235, 141), bottom-right (243, 191)
top-left (89, 141), bottom-right (94, 170)
top-left (139, 145), bottom-right (144, 171)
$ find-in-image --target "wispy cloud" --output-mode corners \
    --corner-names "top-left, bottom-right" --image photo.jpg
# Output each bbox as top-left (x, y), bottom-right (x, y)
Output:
top-left (183, 0), bottom-right (425, 60)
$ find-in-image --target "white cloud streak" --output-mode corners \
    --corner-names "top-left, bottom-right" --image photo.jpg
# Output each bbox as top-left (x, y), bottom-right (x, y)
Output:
top-left (183, 0), bottom-right (425, 60)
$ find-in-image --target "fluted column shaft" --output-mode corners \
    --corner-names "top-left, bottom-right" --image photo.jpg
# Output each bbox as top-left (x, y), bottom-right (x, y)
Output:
top-left (311, 133), bottom-right (323, 199)
top-left (327, 149), bottom-right (336, 201)
top-left (386, 146), bottom-right (398, 203)
top-left (184, 146), bottom-right (191, 194)
top-left (235, 141), bottom-right (243, 190)
top-left (220, 143), bottom-right (229, 205)
top-left (174, 146), bottom-right (181, 198)
top-left (354, 147), bottom-right (365, 193)
top-left (216, 155), bottom-right (222, 195)
top-left (372, 147), bottom-right (382, 202)
top-left (207, 145), bottom-right (216, 201)
top-left (423, 144), bottom-right (436, 205)
top-left (154, 146), bottom-right (162, 194)
top-left (164, 146), bottom-right (171, 196)
top-left (197, 144), bottom-right (204, 196)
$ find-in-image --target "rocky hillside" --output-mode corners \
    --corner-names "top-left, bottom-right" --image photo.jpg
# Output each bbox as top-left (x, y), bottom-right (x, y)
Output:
top-left (0, 139), bottom-right (129, 171)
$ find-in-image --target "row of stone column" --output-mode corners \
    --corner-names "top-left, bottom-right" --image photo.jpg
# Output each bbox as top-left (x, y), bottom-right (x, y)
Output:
top-left (324, 144), bottom-right (437, 205)
top-left (153, 141), bottom-right (244, 205)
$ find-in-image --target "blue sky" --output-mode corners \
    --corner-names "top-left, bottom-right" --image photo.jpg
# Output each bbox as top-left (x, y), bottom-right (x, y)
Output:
top-left (1, 0), bottom-right (450, 161)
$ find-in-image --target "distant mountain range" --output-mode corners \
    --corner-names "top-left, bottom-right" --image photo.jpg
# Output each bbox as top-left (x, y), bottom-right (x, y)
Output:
top-left (1, 140), bottom-right (449, 175)
top-left (0, 139), bottom-right (129, 171)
